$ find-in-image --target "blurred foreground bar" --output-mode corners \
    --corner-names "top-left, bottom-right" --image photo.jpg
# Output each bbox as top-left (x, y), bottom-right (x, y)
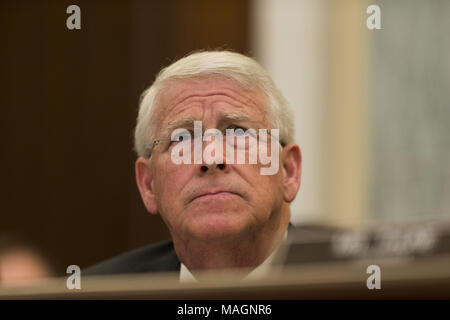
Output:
top-left (1, 220), bottom-right (450, 299)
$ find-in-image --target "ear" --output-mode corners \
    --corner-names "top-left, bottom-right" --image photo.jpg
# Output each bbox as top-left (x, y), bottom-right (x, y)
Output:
top-left (135, 157), bottom-right (158, 214)
top-left (282, 144), bottom-right (302, 202)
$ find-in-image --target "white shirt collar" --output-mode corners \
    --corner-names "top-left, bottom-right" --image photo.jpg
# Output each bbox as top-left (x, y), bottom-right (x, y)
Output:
top-left (179, 230), bottom-right (288, 282)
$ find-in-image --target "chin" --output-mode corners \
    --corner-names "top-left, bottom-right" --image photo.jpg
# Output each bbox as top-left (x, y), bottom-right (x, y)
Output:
top-left (188, 214), bottom-right (249, 241)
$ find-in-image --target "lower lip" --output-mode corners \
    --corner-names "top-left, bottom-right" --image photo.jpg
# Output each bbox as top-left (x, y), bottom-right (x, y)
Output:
top-left (194, 192), bottom-right (237, 201)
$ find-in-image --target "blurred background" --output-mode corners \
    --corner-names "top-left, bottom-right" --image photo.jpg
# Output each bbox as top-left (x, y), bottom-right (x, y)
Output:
top-left (1, 0), bottom-right (449, 282)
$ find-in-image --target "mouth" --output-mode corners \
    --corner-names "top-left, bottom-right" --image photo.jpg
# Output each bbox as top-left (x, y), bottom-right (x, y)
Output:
top-left (191, 190), bottom-right (240, 203)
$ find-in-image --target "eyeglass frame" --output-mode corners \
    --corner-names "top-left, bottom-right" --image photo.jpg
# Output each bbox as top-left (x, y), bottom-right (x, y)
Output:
top-left (146, 127), bottom-right (286, 159)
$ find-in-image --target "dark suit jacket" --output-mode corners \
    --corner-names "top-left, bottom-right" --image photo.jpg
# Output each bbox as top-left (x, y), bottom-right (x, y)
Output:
top-left (82, 224), bottom-right (332, 276)
top-left (83, 240), bottom-right (180, 276)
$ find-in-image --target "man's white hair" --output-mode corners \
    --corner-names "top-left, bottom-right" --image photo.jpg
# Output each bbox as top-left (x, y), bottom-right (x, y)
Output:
top-left (134, 50), bottom-right (294, 158)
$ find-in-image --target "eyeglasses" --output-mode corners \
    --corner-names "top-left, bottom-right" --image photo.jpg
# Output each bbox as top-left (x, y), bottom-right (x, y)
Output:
top-left (147, 126), bottom-right (285, 159)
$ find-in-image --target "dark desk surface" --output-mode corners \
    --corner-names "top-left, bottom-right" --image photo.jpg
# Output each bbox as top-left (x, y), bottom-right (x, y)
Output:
top-left (1, 254), bottom-right (449, 299)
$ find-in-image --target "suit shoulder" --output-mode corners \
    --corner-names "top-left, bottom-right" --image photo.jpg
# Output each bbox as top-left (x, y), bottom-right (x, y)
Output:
top-left (83, 240), bottom-right (180, 276)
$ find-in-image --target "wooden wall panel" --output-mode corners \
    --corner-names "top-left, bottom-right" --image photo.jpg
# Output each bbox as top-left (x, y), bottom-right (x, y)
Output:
top-left (0, 0), bottom-right (250, 274)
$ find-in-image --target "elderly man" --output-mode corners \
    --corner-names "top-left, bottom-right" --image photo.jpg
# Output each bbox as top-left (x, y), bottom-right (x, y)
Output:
top-left (84, 51), bottom-right (302, 281)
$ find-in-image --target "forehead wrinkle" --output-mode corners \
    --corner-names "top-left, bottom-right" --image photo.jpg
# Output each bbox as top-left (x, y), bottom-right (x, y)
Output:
top-left (170, 85), bottom-right (258, 108)
top-left (161, 85), bottom-right (265, 119)
top-left (209, 96), bottom-right (264, 117)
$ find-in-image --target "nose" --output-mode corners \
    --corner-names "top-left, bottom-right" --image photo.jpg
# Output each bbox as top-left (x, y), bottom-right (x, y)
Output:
top-left (198, 128), bottom-right (228, 174)
top-left (200, 163), bottom-right (226, 173)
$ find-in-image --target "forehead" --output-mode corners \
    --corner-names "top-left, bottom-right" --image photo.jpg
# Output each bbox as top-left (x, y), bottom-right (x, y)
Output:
top-left (154, 77), bottom-right (268, 127)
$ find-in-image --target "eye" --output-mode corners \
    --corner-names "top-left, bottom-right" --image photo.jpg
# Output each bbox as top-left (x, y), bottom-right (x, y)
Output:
top-left (178, 134), bottom-right (189, 141)
top-left (226, 125), bottom-right (247, 136)
top-left (170, 129), bottom-right (192, 146)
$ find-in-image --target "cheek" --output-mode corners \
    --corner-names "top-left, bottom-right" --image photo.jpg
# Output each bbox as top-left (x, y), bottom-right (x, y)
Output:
top-left (257, 175), bottom-right (284, 204)
top-left (254, 176), bottom-right (285, 223)
top-left (153, 160), bottom-right (188, 212)
top-left (236, 164), bottom-right (284, 206)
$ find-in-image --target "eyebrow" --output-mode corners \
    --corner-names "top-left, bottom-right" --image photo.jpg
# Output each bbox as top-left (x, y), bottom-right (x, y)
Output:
top-left (159, 116), bottom-right (198, 139)
top-left (219, 113), bottom-right (265, 127)
top-left (159, 112), bottom-right (266, 139)
top-left (221, 112), bottom-right (251, 121)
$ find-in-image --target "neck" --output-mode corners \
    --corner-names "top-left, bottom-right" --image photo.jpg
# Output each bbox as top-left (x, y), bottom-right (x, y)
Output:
top-left (172, 205), bottom-right (290, 275)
